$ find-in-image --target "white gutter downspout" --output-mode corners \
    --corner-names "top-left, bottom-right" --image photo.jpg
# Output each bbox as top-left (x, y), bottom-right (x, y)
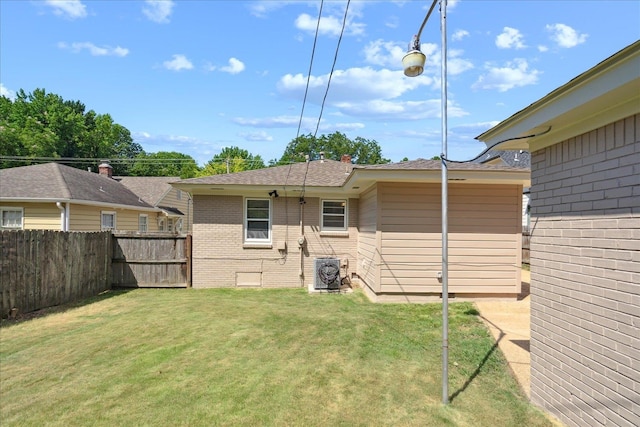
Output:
top-left (56, 202), bottom-right (69, 231)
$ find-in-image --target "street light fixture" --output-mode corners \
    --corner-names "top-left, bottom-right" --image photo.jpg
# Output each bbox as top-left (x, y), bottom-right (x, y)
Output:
top-left (402, 0), bottom-right (449, 405)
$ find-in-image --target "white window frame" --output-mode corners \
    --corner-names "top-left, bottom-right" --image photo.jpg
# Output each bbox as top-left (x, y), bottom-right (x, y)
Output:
top-left (101, 211), bottom-right (116, 231)
top-left (167, 218), bottom-right (175, 233)
top-left (321, 199), bottom-right (348, 232)
top-left (1, 207), bottom-right (24, 229)
top-left (244, 198), bottom-right (271, 244)
top-left (138, 214), bottom-right (148, 232)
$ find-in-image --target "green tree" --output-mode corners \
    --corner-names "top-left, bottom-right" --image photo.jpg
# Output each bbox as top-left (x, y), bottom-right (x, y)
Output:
top-left (276, 132), bottom-right (390, 165)
top-left (0, 88), bottom-right (142, 173)
top-left (199, 146), bottom-right (265, 176)
top-left (129, 152), bottom-right (199, 178)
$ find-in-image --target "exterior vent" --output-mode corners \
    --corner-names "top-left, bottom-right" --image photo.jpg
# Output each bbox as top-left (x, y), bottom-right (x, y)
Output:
top-left (314, 258), bottom-right (341, 290)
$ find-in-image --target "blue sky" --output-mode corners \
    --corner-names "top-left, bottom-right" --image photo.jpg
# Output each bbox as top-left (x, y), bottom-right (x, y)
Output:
top-left (1, 0), bottom-right (639, 166)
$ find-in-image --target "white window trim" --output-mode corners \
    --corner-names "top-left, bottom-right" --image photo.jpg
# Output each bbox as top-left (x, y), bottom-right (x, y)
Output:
top-left (320, 199), bottom-right (348, 232)
top-left (1, 207), bottom-right (24, 229)
top-left (138, 214), bottom-right (148, 232)
top-left (101, 211), bottom-right (116, 231)
top-left (244, 197), bottom-right (272, 245)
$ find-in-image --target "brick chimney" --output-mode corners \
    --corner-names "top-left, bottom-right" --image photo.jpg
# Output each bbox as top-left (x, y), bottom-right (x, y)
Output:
top-left (341, 154), bottom-right (352, 164)
top-left (98, 162), bottom-right (113, 179)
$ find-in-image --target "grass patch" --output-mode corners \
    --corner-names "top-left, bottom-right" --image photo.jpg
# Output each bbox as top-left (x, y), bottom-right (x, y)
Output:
top-left (0, 288), bottom-right (552, 426)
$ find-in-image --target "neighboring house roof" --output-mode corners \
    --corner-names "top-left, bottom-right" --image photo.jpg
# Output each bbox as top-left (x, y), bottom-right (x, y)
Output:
top-left (0, 163), bottom-right (155, 210)
top-left (117, 176), bottom-right (180, 206)
top-left (178, 159), bottom-right (355, 187)
top-left (474, 150), bottom-right (531, 168)
top-left (173, 158), bottom-right (531, 196)
top-left (476, 40), bottom-right (640, 152)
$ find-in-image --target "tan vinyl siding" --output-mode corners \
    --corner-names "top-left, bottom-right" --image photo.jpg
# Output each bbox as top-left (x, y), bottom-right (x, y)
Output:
top-left (529, 114), bottom-right (640, 427)
top-left (1, 202), bottom-right (61, 230)
top-left (377, 182), bottom-right (522, 296)
top-left (357, 185), bottom-right (380, 292)
top-left (158, 187), bottom-right (192, 231)
top-left (191, 195), bottom-right (358, 289)
top-left (69, 204), bottom-right (156, 232)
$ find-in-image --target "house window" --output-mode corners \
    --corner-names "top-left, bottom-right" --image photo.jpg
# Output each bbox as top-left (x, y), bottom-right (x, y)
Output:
top-left (176, 189), bottom-right (182, 200)
top-left (245, 198), bottom-right (271, 242)
top-left (139, 214), bottom-right (148, 232)
top-left (1, 208), bottom-right (23, 229)
top-left (321, 200), bottom-right (347, 231)
top-left (167, 218), bottom-right (174, 232)
top-left (101, 211), bottom-right (116, 230)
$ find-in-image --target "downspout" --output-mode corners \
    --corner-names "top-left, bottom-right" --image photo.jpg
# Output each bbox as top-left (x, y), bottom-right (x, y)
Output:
top-left (56, 202), bottom-right (67, 231)
top-left (298, 198), bottom-right (305, 287)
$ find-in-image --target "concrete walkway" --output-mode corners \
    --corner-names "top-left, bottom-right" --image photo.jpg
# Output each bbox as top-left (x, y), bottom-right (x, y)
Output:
top-left (475, 269), bottom-right (532, 397)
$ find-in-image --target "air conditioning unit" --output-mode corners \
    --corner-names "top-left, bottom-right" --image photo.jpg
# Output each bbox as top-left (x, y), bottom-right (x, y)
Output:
top-left (314, 258), bottom-right (341, 290)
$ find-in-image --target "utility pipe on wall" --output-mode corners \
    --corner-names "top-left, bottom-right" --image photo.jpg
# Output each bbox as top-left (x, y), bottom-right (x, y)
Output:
top-left (56, 202), bottom-right (68, 231)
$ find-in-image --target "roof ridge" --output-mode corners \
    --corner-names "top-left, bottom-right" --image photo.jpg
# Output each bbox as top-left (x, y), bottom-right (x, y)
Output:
top-left (51, 163), bottom-right (73, 199)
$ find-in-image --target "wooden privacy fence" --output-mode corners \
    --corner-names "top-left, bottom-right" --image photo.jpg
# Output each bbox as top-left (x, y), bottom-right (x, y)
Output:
top-left (0, 230), bottom-right (111, 318)
top-left (1, 231), bottom-right (192, 318)
top-left (111, 233), bottom-right (191, 288)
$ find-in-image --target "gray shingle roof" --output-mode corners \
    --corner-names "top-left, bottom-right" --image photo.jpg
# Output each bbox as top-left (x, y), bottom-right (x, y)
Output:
top-left (474, 150), bottom-right (531, 168)
top-left (359, 158), bottom-right (528, 171)
top-left (178, 159), bottom-right (355, 187)
top-left (174, 158), bottom-right (528, 189)
top-left (0, 163), bottom-right (154, 208)
top-left (117, 176), bottom-right (179, 206)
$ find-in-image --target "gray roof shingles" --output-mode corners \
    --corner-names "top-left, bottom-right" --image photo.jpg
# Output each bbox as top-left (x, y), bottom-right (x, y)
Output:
top-left (117, 176), bottom-right (179, 206)
top-left (176, 158), bottom-right (528, 188)
top-left (0, 163), bottom-right (153, 208)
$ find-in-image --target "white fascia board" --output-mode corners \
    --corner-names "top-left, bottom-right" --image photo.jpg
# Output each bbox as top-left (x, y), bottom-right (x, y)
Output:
top-left (477, 42), bottom-right (640, 151)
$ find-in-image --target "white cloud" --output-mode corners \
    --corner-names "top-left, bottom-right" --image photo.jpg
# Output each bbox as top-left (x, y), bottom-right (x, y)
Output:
top-left (1, 83), bottom-right (16, 100)
top-left (234, 115), bottom-right (304, 128)
top-left (278, 66), bottom-right (435, 105)
top-left (546, 23), bottom-right (588, 48)
top-left (143, 0), bottom-right (175, 24)
top-left (496, 27), bottom-right (526, 49)
top-left (44, 0), bottom-right (87, 19)
top-left (472, 59), bottom-right (541, 92)
top-left (452, 29), bottom-right (469, 42)
top-left (537, 45), bottom-right (549, 53)
top-left (448, 49), bottom-right (474, 76)
top-left (363, 39), bottom-right (408, 68)
top-left (239, 131), bottom-right (273, 142)
top-left (295, 13), bottom-right (365, 37)
top-left (163, 54), bottom-right (193, 71)
top-left (220, 58), bottom-right (246, 74)
top-left (57, 42), bottom-right (129, 57)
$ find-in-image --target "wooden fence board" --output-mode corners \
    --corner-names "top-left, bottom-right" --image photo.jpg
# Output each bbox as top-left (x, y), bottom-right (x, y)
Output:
top-left (1, 231), bottom-right (191, 317)
top-left (111, 233), bottom-right (189, 288)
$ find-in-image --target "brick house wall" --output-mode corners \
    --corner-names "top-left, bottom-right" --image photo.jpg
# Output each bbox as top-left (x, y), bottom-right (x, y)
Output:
top-left (191, 194), bottom-right (358, 288)
top-left (529, 114), bottom-right (639, 427)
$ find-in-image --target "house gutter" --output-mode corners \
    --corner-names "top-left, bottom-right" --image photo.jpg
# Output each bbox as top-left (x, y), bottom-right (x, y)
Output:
top-left (56, 201), bottom-right (69, 231)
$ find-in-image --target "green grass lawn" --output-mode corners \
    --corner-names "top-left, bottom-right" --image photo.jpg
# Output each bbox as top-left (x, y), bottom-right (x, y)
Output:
top-left (1, 288), bottom-right (552, 426)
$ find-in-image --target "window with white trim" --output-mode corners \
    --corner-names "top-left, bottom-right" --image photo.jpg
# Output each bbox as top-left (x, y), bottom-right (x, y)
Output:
top-left (321, 200), bottom-right (347, 231)
top-left (101, 211), bottom-right (116, 230)
top-left (1, 208), bottom-right (23, 229)
top-left (245, 198), bottom-right (271, 242)
top-left (138, 214), bottom-right (148, 232)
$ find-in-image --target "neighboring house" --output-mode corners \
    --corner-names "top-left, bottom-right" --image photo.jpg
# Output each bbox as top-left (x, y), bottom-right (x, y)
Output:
top-left (172, 156), bottom-right (530, 301)
top-left (0, 162), bottom-right (184, 233)
top-left (475, 149), bottom-right (531, 231)
top-left (476, 41), bottom-right (639, 427)
top-left (117, 176), bottom-right (192, 233)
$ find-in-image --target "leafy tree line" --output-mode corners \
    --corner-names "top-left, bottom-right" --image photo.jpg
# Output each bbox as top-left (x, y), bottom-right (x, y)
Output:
top-left (1, 89), bottom-right (390, 178)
